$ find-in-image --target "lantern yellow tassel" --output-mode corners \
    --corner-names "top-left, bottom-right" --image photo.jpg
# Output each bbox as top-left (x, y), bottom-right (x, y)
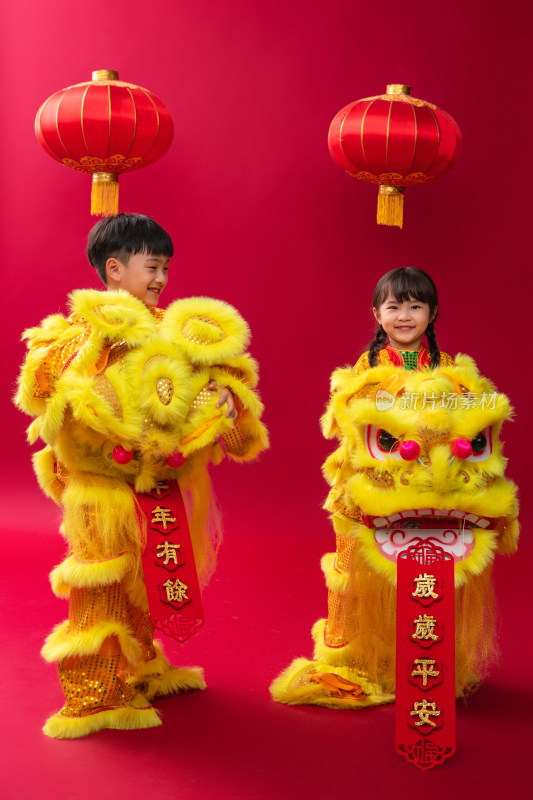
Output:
top-left (377, 185), bottom-right (404, 228)
top-left (91, 172), bottom-right (119, 217)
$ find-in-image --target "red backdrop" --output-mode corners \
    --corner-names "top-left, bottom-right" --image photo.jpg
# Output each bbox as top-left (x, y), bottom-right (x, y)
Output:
top-left (1, 0), bottom-right (530, 796)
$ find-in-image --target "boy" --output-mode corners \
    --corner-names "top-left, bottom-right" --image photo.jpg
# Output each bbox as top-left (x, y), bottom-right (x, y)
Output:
top-left (16, 213), bottom-right (267, 739)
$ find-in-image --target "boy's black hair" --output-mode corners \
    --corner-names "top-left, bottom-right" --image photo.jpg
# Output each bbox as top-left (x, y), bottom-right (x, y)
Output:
top-left (368, 267), bottom-right (441, 368)
top-left (87, 213), bottom-right (174, 285)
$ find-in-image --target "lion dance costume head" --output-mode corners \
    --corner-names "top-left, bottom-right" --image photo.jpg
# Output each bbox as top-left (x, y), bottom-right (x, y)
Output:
top-left (271, 355), bottom-right (518, 708)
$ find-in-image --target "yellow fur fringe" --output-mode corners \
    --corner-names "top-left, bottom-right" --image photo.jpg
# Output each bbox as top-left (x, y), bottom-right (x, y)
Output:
top-left (43, 695), bottom-right (161, 739)
top-left (42, 620), bottom-right (143, 667)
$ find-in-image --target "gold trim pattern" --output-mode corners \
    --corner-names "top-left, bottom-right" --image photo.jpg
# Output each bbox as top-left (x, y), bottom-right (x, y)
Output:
top-left (359, 94), bottom-right (437, 110)
top-left (353, 170), bottom-right (434, 186)
top-left (62, 155), bottom-right (142, 174)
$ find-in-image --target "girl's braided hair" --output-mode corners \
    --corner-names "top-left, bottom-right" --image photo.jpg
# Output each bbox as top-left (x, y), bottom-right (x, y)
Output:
top-left (368, 267), bottom-right (440, 367)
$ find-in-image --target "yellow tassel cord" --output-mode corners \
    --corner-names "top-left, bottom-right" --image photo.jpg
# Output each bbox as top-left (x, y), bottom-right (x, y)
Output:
top-left (377, 185), bottom-right (404, 228)
top-left (91, 172), bottom-right (119, 217)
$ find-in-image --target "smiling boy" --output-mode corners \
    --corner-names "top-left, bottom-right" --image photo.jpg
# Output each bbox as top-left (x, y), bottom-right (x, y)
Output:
top-left (16, 213), bottom-right (267, 738)
top-left (88, 214), bottom-right (236, 416)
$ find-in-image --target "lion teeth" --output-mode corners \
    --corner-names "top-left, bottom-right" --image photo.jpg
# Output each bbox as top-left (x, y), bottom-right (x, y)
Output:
top-left (373, 509), bottom-right (492, 528)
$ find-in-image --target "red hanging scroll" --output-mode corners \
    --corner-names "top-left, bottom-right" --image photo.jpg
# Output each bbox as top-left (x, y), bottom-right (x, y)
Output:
top-left (395, 541), bottom-right (456, 770)
top-left (135, 480), bottom-right (204, 644)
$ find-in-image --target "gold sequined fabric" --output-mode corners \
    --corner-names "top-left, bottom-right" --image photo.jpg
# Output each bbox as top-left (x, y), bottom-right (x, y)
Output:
top-left (55, 581), bottom-right (157, 717)
top-left (156, 377), bottom-right (174, 406)
top-left (92, 374), bottom-right (123, 419)
top-left (363, 468), bottom-right (395, 488)
top-left (325, 535), bottom-right (355, 647)
top-left (222, 425), bottom-right (251, 457)
top-left (58, 654), bottom-right (135, 717)
top-left (326, 589), bottom-right (348, 647)
top-left (32, 330), bottom-right (89, 398)
top-left (417, 426), bottom-right (450, 449)
top-left (106, 339), bottom-right (129, 369)
top-left (190, 386), bottom-right (218, 411)
top-left (68, 584), bottom-right (155, 661)
top-left (335, 534), bottom-right (354, 572)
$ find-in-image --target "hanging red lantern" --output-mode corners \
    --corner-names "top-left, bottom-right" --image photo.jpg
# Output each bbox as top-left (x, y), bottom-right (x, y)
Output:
top-left (35, 70), bottom-right (174, 216)
top-left (328, 84), bottom-right (462, 228)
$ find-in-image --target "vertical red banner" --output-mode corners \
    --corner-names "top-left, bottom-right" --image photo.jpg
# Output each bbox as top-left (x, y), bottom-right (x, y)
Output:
top-left (395, 541), bottom-right (456, 769)
top-left (135, 480), bottom-right (204, 644)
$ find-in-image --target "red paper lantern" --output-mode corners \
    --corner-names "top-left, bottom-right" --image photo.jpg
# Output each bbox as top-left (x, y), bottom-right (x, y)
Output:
top-left (35, 69), bottom-right (174, 216)
top-left (328, 84), bottom-right (462, 228)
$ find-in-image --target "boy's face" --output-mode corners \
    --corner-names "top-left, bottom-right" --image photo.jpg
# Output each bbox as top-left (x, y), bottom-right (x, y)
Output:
top-left (106, 251), bottom-right (169, 307)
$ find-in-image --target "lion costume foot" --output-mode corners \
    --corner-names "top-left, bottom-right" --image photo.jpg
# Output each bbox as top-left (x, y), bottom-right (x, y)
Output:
top-left (270, 658), bottom-right (395, 709)
top-left (128, 640), bottom-right (206, 701)
top-left (43, 694), bottom-right (161, 739)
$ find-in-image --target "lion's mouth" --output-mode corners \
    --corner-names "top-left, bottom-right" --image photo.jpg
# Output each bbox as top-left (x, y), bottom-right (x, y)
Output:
top-left (360, 508), bottom-right (495, 564)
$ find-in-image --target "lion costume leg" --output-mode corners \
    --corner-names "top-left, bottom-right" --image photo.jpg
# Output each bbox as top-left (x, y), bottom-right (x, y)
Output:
top-left (270, 515), bottom-right (395, 708)
top-left (42, 577), bottom-right (161, 738)
top-left (42, 563), bottom-right (206, 739)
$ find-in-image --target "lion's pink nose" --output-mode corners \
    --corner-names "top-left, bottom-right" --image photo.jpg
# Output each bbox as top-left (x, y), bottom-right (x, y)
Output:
top-left (450, 438), bottom-right (472, 459)
top-left (112, 445), bottom-right (134, 464)
top-left (166, 452), bottom-right (186, 468)
top-left (399, 440), bottom-right (421, 461)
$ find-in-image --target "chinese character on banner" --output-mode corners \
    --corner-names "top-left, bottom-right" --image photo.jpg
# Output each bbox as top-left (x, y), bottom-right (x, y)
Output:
top-left (153, 540), bottom-right (185, 571)
top-left (161, 577), bottom-right (189, 607)
top-left (396, 542), bottom-right (455, 769)
top-left (409, 658), bottom-right (443, 690)
top-left (410, 613), bottom-right (441, 645)
top-left (411, 573), bottom-right (439, 601)
top-left (151, 506), bottom-right (177, 531)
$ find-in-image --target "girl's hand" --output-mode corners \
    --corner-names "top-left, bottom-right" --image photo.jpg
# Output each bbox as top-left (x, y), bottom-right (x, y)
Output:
top-left (208, 381), bottom-right (237, 420)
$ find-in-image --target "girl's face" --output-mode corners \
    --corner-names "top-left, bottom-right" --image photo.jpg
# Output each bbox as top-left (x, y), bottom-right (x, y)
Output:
top-left (373, 293), bottom-right (436, 350)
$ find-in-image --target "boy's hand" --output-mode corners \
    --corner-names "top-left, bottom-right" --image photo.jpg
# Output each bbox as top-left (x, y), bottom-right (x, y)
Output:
top-left (208, 381), bottom-right (238, 420)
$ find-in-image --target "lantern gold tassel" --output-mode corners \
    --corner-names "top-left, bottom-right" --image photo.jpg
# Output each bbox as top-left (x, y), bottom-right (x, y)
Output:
top-left (377, 185), bottom-right (404, 229)
top-left (91, 173), bottom-right (119, 217)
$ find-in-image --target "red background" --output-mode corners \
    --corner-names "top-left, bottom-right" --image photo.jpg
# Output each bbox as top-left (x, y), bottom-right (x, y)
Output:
top-left (1, 1), bottom-right (531, 797)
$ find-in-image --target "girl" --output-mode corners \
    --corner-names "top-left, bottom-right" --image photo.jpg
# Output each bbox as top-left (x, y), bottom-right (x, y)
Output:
top-left (353, 266), bottom-right (454, 373)
top-left (271, 266), bottom-right (518, 711)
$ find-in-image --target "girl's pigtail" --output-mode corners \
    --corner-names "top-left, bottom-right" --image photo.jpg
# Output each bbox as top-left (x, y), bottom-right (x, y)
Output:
top-left (368, 325), bottom-right (388, 367)
top-left (425, 321), bottom-right (441, 368)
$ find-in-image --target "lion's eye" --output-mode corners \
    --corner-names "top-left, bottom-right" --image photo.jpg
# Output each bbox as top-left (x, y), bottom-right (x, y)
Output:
top-left (378, 430), bottom-right (400, 452)
top-left (365, 425), bottom-right (402, 461)
top-left (471, 432), bottom-right (487, 454)
top-left (467, 427), bottom-right (492, 462)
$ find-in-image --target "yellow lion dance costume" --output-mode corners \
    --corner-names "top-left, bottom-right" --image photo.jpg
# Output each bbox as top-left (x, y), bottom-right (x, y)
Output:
top-left (271, 355), bottom-right (518, 707)
top-left (16, 288), bottom-right (267, 738)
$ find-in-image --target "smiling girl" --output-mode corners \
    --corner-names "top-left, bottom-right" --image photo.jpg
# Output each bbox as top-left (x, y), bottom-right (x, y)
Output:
top-left (354, 267), bottom-right (454, 373)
